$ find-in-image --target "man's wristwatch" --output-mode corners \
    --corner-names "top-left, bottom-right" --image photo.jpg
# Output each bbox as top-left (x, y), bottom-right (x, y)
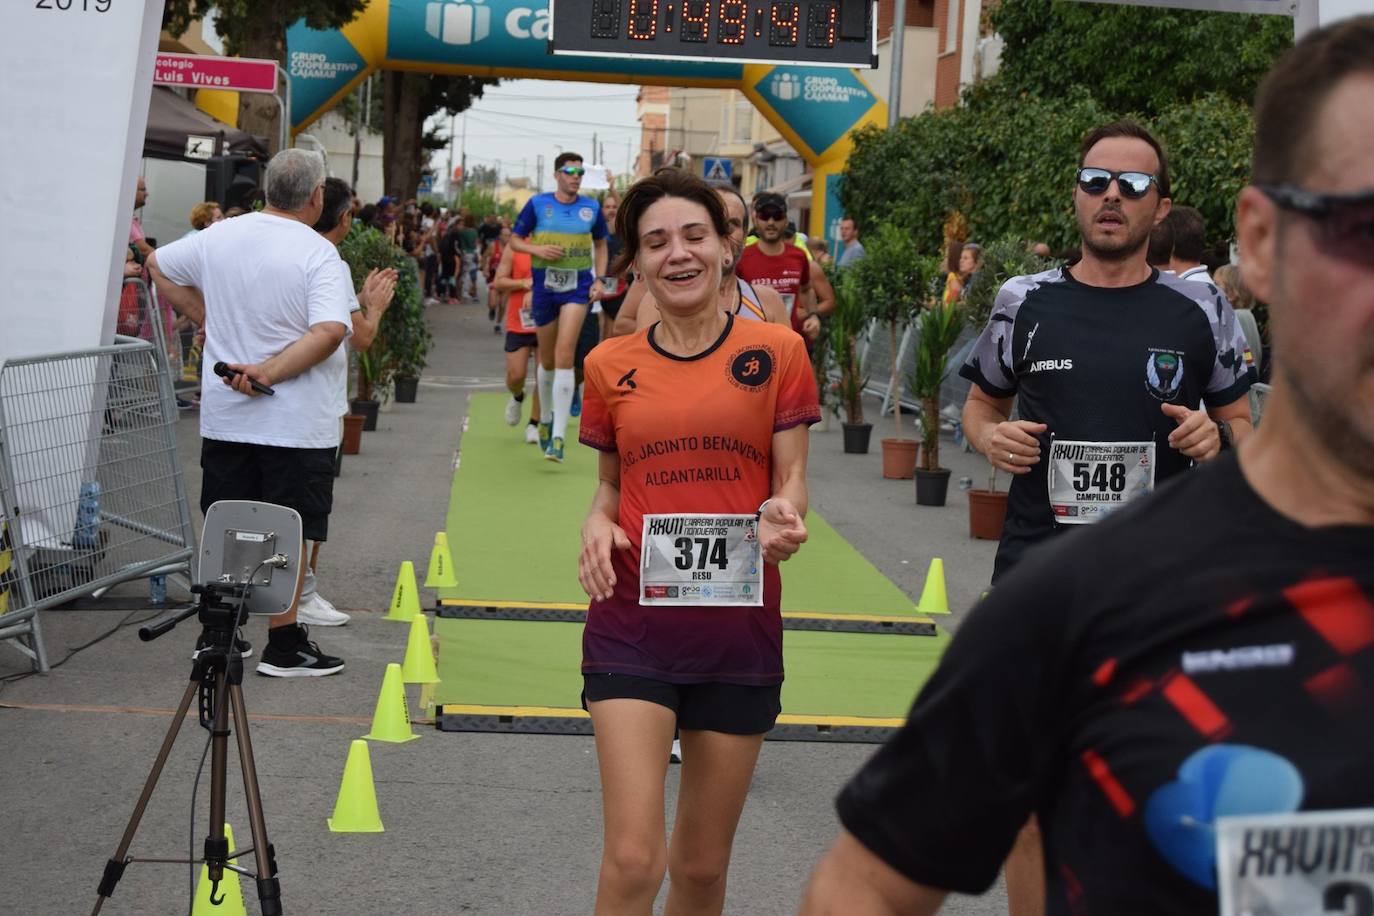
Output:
top-left (1216, 419), bottom-right (1233, 451)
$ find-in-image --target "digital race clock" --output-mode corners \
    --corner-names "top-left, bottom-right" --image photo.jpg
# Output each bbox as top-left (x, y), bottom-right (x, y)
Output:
top-left (549, 0), bottom-right (876, 68)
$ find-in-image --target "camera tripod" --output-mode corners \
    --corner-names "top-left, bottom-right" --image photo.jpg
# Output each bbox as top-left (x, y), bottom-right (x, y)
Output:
top-left (92, 583), bottom-right (283, 915)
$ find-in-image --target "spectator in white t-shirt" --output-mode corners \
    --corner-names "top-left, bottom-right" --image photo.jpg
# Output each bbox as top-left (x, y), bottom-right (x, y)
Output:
top-left (147, 148), bottom-right (354, 678)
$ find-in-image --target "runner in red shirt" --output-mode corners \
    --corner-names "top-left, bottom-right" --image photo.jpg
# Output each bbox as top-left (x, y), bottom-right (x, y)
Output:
top-left (736, 191), bottom-right (835, 349)
top-left (492, 243), bottom-right (541, 442)
top-left (578, 170), bottom-right (820, 915)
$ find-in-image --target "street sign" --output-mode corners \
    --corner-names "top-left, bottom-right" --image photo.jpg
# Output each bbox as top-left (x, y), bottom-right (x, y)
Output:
top-left (153, 52), bottom-right (279, 94)
top-left (549, 0), bottom-right (878, 68)
top-left (418, 174), bottom-right (435, 193)
top-left (703, 157), bottom-right (733, 182)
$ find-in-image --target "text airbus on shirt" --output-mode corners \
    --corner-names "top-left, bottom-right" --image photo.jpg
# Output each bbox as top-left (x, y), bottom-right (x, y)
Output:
top-left (836, 455), bottom-right (1374, 914)
top-left (959, 266), bottom-right (1251, 578)
top-left (153, 212), bottom-right (355, 448)
top-left (578, 315), bottom-right (820, 685)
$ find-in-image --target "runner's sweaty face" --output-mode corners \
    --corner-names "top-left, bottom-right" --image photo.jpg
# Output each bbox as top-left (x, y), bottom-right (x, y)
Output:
top-left (1240, 72), bottom-right (1374, 477)
top-left (1074, 136), bottom-right (1170, 262)
top-left (635, 196), bottom-right (729, 317)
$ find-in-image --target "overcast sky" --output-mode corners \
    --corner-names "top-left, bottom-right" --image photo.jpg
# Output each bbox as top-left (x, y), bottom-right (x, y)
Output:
top-left (427, 79), bottom-right (642, 191)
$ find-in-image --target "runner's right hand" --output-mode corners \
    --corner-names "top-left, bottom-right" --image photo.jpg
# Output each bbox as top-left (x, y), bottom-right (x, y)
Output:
top-left (987, 421), bottom-right (1047, 475)
top-left (534, 244), bottom-right (565, 261)
top-left (579, 514), bottom-right (631, 602)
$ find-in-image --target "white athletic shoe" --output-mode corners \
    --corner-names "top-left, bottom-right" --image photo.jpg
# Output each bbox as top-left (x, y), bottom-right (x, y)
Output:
top-left (670, 739), bottom-right (682, 764)
top-left (524, 424), bottom-right (539, 444)
top-left (505, 397), bottom-right (521, 426)
top-left (297, 593), bottom-right (350, 627)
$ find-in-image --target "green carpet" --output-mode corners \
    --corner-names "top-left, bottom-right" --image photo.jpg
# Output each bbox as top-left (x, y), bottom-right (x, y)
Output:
top-left (428, 392), bottom-right (950, 727)
top-left (433, 616), bottom-right (947, 720)
top-left (438, 392), bottom-right (929, 617)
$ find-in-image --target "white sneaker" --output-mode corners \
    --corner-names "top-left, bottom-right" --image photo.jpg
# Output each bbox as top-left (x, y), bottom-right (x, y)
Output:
top-left (505, 397), bottom-right (521, 426)
top-left (524, 424), bottom-right (539, 444)
top-left (297, 593), bottom-right (350, 627)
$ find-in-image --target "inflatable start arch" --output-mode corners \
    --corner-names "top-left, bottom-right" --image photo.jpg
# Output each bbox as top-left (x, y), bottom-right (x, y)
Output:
top-left (287, 0), bottom-right (887, 239)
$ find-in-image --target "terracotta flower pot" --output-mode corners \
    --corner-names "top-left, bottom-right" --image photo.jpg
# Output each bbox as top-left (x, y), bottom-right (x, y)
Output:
top-left (967, 488), bottom-right (1008, 539)
top-left (881, 438), bottom-right (919, 479)
top-left (341, 414), bottom-right (365, 455)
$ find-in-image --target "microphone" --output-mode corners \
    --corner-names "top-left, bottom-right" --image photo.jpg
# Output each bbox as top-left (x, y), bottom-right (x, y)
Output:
top-left (213, 361), bottom-right (275, 396)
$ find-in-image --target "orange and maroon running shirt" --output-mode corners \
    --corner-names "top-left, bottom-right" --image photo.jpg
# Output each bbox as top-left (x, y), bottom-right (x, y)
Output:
top-left (579, 314), bottom-right (820, 685)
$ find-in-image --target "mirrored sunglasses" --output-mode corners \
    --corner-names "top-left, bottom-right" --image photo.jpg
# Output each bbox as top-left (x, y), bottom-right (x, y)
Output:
top-left (1076, 168), bottom-right (1159, 200)
top-left (558, 166), bottom-right (586, 176)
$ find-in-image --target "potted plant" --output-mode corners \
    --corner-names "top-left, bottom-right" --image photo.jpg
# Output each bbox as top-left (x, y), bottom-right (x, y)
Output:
top-left (385, 260), bottom-right (430, 403)
top-left (829, 271), bottom-right (871, 453)
top-left (851, 224), bottom-right (928, 479)
top-left (959, 238), bottom-right (1050, 529)
top-left (909, 298), bottom-right (966, 506)
top-left (340, 223), bottom-right (401, 429)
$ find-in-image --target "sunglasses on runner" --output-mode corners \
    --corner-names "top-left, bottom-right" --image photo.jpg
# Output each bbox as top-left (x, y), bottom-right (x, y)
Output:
top-left (1259, 185), bottom-right (1374, 265)
top-left (755, 207), bottom-right (787, 222)
top-left (1076, 168), bottom-right (1160, 200)
top-left (558, 166), bottom-right (586, 176)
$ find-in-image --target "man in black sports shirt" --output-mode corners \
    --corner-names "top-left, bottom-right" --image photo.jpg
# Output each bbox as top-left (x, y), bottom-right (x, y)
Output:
top-left (959, 121), bottom-right (1254, 583)
top-left (801, 17), bottom-right (1374, 916)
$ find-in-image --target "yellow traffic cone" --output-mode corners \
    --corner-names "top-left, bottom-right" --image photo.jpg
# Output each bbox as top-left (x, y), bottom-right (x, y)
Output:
top-left (401, 613), bottom-right (440, 685)
top-left (916, 558), bottom-right (950, 615)
top-left (363, 663), bottom-right (420, 743)
top-left (385, 561), bottom-right (421, 622)
top-left (327, 740), bottom-right (384, 833)
top-left (193, 823), bottom-right (246, 915)
top-left (424, 532), bottom-right (458, 589)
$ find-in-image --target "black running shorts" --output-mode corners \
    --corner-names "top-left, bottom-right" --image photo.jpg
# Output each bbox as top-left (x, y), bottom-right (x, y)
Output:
top-left (200, 439), bottom-right (336, 542)
top-left (504, 330), bottom-right (537, 353)
top-left (582, 673), bottom-right (781, 736)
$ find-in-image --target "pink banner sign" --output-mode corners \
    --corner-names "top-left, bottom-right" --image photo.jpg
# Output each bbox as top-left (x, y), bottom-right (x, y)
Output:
top-left (153, 53), bottom-right (278, 94)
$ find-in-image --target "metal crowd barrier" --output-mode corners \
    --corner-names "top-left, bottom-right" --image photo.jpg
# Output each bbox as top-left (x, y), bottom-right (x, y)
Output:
top-left (0, 336), bottom-right (196, 672)
top-left (857, 319), bottom-right (977, 427)
top-left (119, 277), bottom-right (200, 397)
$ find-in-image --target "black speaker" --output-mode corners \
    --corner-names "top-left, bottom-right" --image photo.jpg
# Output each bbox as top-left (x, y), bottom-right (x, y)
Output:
top-left (205, 155), bottom-right (263, 211)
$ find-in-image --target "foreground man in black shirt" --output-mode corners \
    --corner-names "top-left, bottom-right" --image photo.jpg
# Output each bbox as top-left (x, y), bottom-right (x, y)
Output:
top-left (801, 17), bottom-right (1374, 916)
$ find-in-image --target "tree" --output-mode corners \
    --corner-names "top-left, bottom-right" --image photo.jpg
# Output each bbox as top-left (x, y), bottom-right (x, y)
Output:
top-left (163, 1), bottom-right (368, 154)
top-left (382, 72), bottom-right (495, 201)
top-left (989, 0), bottom-right (1293, 114)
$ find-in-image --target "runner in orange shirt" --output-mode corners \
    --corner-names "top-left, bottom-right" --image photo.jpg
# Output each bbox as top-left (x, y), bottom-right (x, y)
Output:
top-left (493, 242), bottom-right (542, 443)
top-left (577, 169), bottom-right (820, 915)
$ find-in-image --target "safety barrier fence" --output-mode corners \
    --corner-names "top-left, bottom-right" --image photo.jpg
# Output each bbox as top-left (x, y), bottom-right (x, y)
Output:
top-left (0, 335), bottom-right (196, 672)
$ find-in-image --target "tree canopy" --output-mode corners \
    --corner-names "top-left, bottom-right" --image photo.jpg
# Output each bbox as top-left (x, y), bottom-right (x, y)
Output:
top-left (989, 0), bottom-right (1293, 114)
top-left (839, 0), bottom-right (1285, 257)
top-left (163, 1), bottom-right (368, 56)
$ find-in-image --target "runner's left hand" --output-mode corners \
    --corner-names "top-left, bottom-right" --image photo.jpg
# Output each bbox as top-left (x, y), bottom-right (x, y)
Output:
top-left (589, 279), bottom-right (605, 303)
top-left (802, 315), bottom-right (821, 340)
top-left (759, 497), bottom-right (807, 564)
top-left (1162, 403), bottom-right (1220, 461)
